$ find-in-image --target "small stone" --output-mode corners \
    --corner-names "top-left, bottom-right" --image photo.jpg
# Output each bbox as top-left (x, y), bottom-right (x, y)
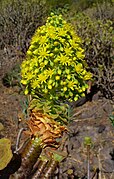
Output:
top-left (98, 125), bottom-right (106, 133)
top-left (67, 169), bottom-right (74, 175)
top-left (102, 160), bottom-right (114, 173)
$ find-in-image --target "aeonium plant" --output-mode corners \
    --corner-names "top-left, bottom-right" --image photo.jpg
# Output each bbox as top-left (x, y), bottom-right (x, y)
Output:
top-left (21, 13), bottom-right (92, 104)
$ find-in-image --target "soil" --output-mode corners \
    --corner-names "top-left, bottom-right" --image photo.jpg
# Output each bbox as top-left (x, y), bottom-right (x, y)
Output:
top-left (0, 57), bottom-right (114, 179)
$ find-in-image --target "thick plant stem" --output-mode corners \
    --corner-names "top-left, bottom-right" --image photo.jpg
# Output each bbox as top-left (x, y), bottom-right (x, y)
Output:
top-left (31, 159), bottom-right (48, 179)
top-left (10, 137), bottom-right (42, 179)
top-left (41, 159), bottom-right (59, 179)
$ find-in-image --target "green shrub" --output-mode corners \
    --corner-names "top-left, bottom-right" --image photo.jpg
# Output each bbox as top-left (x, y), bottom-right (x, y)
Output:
top-left (67, 0), bottom-right (114, 14)
top-left (84, 1), bottom-right (114, 20)
top-left (2, 64), bottom-right (21, 88)
top-left (0, 0), bottom-right (48, 56)
top-left (21, 13), bottom-right (92, 103)
top-left (46, 0), bottom-right (72, 9)
top-left (68, 13), bottom-right (114, 99)
top-left (0, 0), bottom-right (74, 60)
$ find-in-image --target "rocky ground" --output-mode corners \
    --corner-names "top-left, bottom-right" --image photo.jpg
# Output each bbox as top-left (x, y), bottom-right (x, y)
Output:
top-left (0, 56), bottom-right (114, 179)
top-left (60, 96), bottom-right (114, 179)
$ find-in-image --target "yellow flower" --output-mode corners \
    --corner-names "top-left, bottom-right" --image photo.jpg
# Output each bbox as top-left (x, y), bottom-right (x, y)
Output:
top-left (39, 26), bottom-right (46, 35)
top-left (58, 69), bottom-right (62, 74)
top-left (83, 72), bottom-right (93, 80)
top-left (32, 57), bottom-right (38, 64)
top-left (69, 91), bottom-right (73, 97)
top-left (75, 63), bottom-right (83, 73)
top-left (64, 47), bottom-right (72, 56)
top-left (32, 79), bottom-right (40, 89)
top-left (81, 93), bottom-right (85, 97)
top-left (33, 49), bottom-right (39, 55)
top-left (69, 36), bottom-right (81, 48)
top-left (68, 81), bottom-right (76, 90)
top-left (31, 35), bottom-right (39, 44)
top-left (58, 37), bottom-right (65, 43)
top-left (48, 79), bottom-right (53, 84)
top-left (55, 75), bottom-right (60, 80)
top-left (76, 50), bottom-right (85, 59)
top-left (49, 53), bottom-right (54, 57)
top-left (27, 50), bottom-right (32, 56)
top-left (44, 68), bottom-right (54, 78)
top-left (39, 62), bottom-right (46, 69)
top-left (59, 54), bottom-right (72, 66)
top-left (48, 84), bottom-right (52, 89)
top-left (67, 74), bottom-right (71, 80)
top-left (34, 68), bottom-right (39, 74)
top-left (58, 28), bottom-right (67, 37)
top-left (39, 36), bottom-right (47, 45)
top-left (38, 47), bottom-right (49, 58)
top-left (65, 69), bottom-right (70, 74)
top-left (38, 73), bottom-right (47, 84)
top-left (74, 36), bottom-right (81, 43)
top-left (21, 79), bottom-right (27, 85)
top-left (54, 41), bottom-right (59, 46)
top-left (63, 86), bottom-right (67, 92)
top-left (46, 26), bottom-right (57, 39)
top-left (70, 29), bottom-right (76, 37)
top-left (74, 96), bottom-right (78, 101)
top-left (24, 88), bottom-right (29, 95)
top-left (44, 89), bottom-right (48, 93)
top-left (25, 72), bottom-right (33, 80)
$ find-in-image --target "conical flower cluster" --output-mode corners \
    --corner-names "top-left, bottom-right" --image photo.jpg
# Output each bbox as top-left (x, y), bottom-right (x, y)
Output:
top-left (21, 13), bottom-right (92, 102)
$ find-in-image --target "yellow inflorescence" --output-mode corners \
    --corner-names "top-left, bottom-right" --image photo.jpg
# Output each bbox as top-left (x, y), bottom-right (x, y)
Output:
top-left (21, 12), bottom-right (92, 101)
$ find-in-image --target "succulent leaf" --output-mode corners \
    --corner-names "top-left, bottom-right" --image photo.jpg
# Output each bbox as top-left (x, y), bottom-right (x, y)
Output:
top-left (0, 138), bottom-right (13, 170)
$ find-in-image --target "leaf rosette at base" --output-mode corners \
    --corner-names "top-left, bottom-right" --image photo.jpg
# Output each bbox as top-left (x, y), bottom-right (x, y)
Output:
top-left (25, 110), bottom-right (67, 146)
